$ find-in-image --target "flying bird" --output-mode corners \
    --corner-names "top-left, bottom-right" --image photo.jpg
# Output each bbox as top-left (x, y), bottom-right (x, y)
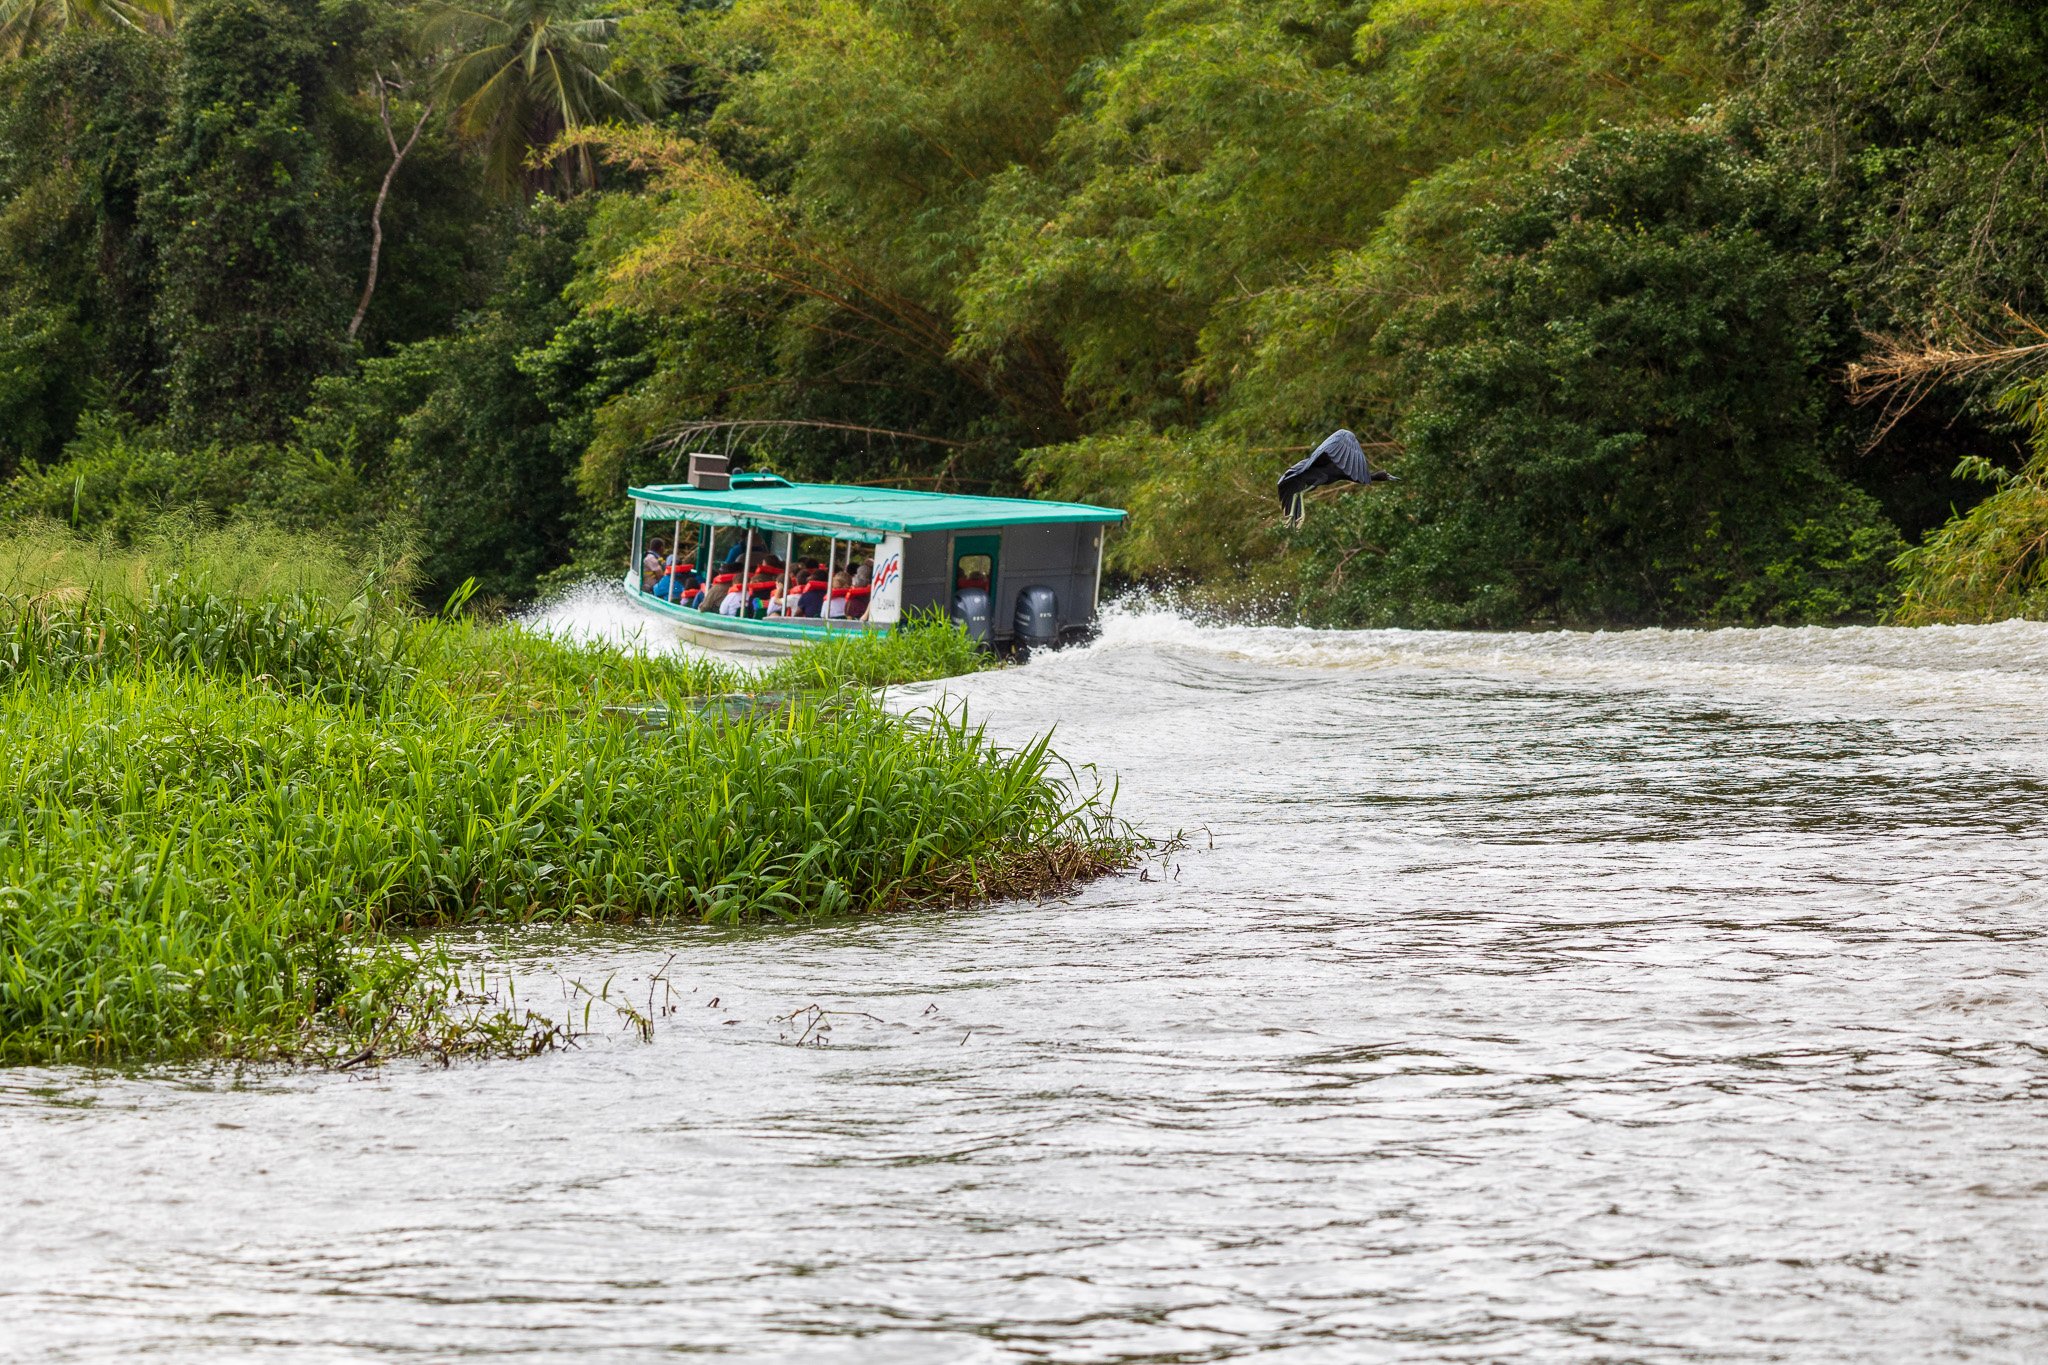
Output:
top-left (1277, 429), bottom-right (1398, 527)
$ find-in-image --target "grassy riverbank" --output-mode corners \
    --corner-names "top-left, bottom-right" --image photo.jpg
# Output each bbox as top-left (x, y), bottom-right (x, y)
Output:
top-left (0, 525), bottom-right (1132, 1066)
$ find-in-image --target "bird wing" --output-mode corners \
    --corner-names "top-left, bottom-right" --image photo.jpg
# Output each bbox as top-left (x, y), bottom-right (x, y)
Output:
top-left (1278, 430), bottom-right (1374, 506)
top-left (1313, 429), bottom-right (1374, 484)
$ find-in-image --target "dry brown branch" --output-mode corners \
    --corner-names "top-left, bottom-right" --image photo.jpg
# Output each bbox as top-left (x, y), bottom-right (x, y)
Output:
top-left (1844, 309), bottom-right (2048, 447)
top-left (651, 418), bottom-right (975, 467)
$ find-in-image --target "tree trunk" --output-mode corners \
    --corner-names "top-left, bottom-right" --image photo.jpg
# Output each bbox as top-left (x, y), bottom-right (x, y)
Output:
top-left (349, 73), bottom-right (433, 343)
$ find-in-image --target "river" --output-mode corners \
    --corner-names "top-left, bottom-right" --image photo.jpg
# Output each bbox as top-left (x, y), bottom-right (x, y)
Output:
top-left (4, 602), bottom-right (2048, 1361)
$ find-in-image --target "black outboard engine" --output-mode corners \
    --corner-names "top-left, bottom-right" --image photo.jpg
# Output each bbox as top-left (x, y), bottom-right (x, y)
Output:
top-left (951, 588), bottom-right (992, 646)
top-left (1013, 585), bottom-right (1060, 656)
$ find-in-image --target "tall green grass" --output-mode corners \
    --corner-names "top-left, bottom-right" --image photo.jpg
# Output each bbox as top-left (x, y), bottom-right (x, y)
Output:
top-left (757, 607), bottom-right (999, 693)
top-left (0, 518), bottom-right (416, 703)
top-left (0, 523), bottom-right (1134, 1065)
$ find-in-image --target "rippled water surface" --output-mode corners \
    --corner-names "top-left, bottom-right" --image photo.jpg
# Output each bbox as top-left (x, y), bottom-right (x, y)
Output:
top-left (7, 606), bottom-right (2048, 1362)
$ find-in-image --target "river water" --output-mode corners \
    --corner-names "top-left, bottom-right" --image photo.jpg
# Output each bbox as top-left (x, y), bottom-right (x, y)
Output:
top-left (5, 602), bottom-right (2048, 1361)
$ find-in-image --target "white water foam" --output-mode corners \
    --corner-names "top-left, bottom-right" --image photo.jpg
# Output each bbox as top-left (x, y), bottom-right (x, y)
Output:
top-left (518, 575), bottom-right (2048, 721)
top-left (1044, 595), bottom-right (2048, 718)
top-left (514, 578), bottom-right (721, 660)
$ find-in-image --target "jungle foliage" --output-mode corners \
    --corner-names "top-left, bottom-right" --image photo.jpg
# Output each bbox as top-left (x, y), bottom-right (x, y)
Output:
top-left (3, 0), bottom-right (2048, 623)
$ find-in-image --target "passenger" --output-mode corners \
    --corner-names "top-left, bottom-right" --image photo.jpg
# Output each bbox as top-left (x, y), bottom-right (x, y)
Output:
top-left (718, 582), bottom-right (746, 616)
top-left (699, 571), bottom-right (737, 615)
top-left (653, 560), bottom-right (701, 602)
top-left (797, 573), bottom-right (828, 618)
top-left (845, 583), bottom-right (871, 620)
top-left (744, 563), bottom-right (782, 613)
top-left (642, 538), bottom-right (669, 590)
top-left (824, 571), bottom-right (852, 619)
top-left (723, 530), bottom-right (769, 570)
top-left (852, 559), bottom-right (873, 589)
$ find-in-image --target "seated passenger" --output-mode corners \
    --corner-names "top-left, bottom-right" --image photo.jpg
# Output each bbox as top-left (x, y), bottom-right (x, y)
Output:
top-left (797, 575), bottom-right (828, 618)
top-left (719, 583), bottom-right (746, 616)
top-left (824, 571), bottom-right (852, 619)
top-left (699, 571), bottom-right (737, 615)
top-left (652, 561), bottom-right (700, 601)
top-left (743, 572), bottom-right (781, 614)
top-left (845, 585), bottom-right (871, 620)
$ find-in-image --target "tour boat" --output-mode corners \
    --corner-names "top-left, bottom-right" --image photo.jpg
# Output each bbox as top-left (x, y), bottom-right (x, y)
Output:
top-left (624, 459), bottom-right (1126, 655)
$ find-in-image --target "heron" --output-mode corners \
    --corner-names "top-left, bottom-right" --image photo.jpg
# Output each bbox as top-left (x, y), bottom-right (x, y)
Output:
top-left (1277, 429), bottom-right (1398, 527)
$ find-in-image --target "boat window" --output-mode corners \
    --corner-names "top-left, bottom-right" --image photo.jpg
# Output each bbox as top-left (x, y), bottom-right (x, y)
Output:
top-left (955, 554), bottom-right (992, 592)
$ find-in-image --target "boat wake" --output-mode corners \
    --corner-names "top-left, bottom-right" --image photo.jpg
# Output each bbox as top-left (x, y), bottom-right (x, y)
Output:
top-left (515, 578), bottom-right (724, 660)
top-left (1019, 593), bottom-right (2048, 719)
top-left (517, 575), bottom-right (2048, 722)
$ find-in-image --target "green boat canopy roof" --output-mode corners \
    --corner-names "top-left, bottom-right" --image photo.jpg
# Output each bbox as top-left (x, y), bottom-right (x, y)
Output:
top-left (630, 479), bottom-right (1127, 537)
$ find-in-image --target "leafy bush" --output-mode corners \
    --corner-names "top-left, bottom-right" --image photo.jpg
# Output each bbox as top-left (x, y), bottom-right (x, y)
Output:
top-left (1303, 127), bottom-right (1904, 627)
top-left (1892, 378), bottom-right (2048, 623)
top-left (293, 197), bottom-right (652, 602)
top-left (0, 416), bottom-right (263, 534)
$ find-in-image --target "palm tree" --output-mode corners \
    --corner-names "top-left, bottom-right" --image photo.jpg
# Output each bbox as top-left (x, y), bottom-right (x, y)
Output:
top-left (0, 0), bottom-right (174, 60)
top-left (423, 0), bottom-right (643, 197)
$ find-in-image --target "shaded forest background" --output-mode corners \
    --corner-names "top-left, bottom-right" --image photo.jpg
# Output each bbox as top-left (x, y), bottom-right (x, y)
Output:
top-left (5, 0), bottom-right (2048, 625)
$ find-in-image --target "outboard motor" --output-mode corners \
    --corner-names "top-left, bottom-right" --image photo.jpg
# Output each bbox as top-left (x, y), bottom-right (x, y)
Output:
top-left (1013, 585), bottom-right (1060, 656)
top-left (951, 588), bottom-right (992, 646)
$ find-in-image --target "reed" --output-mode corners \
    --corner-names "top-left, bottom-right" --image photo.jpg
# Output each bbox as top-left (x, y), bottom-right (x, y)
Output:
top-left (756, 608), bottom-right (998, 693)
top-left (0, 523), bottom-right (1136, 1065)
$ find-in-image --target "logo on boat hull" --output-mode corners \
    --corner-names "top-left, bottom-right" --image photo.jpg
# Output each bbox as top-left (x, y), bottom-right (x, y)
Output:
top-left (869, 536), bottom-right (905, 624)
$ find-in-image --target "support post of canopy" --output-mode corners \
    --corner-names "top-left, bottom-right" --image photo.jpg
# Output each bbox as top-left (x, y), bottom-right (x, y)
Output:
top-left (740, 527), bottom-right (754, 619)
top-left (702, 524), bottom-right (717, 609)
top-left (631, 515), bottom-right (644, 590)
top-left (826, 537), bottom-right (839, 628)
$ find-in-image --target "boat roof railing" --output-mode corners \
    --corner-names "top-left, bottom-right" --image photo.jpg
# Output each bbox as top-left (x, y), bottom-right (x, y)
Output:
top-left (629, 478), bottom-right (1127, 541)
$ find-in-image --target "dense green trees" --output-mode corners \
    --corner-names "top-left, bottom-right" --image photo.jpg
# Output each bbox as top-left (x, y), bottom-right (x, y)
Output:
top-left (1303, 128), bottom-right (1901, 625)
top-left (302, 197), bottom-right (654, 598)
top-left (0, 31), bottom-right (166, 469)
top-left (4, 0), bottom-right (2048, 623)
top-left (148, 0), bottom-right (349, 442)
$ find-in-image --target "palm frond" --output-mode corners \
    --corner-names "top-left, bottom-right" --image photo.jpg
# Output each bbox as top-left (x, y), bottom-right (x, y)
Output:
top-left (423, 0), bottom-right (644, 196)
